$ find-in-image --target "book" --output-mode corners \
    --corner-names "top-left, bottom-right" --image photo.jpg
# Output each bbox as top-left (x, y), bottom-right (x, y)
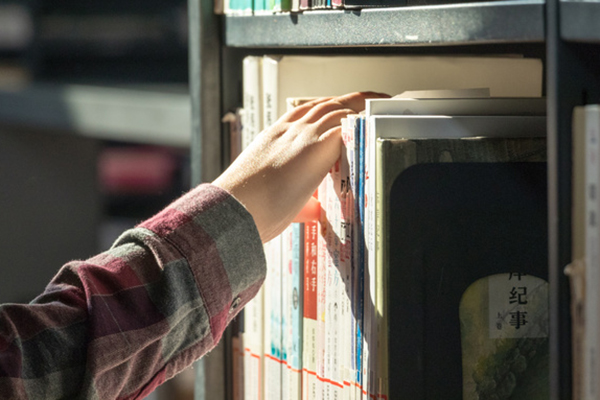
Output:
top-left (303, 219), bottom-right (319, 400)
top-left (243, 286), bottom-right (264, 400)
top-left (364, 106), bottom-right (548, 395)
top-left (289, 223), bottom-right (305, 400)
top-left (570, 105), bottom-right (600, 400)
top-left (264, 235), bottom-right (283, 400)
top-left (366, 97), bottom-right (547, 117)
top-left (243, 56), bottom-right (263, 150)
top-left (261, 55), bottom-right (543, 124)
top-left (371, 115), bottom-right (548, 398)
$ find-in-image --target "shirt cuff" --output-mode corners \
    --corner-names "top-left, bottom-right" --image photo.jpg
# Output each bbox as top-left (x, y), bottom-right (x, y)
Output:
top-left (124, 183), bottom-right (266, 342)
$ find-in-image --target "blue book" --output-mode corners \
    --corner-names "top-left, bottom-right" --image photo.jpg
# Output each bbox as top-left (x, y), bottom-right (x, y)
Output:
top-left (356, 116), bottom-right (365, 391)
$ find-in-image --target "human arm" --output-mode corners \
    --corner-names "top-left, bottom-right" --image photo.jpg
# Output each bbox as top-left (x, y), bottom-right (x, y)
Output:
top-left (0, 91), bottom-right (382, 399)
top-left (0, 184), bottom-right (265, 399)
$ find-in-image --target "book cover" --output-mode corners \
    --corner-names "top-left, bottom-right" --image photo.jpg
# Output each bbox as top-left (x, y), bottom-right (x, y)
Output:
top-left (377, 136), bottom-right (548, 399)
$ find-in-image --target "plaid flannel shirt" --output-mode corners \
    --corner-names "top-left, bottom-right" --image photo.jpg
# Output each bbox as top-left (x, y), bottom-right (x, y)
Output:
top-left (0, 184), bottom-right (266, 399)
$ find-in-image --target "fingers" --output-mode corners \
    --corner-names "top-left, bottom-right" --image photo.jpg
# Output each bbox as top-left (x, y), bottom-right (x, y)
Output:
top-left (280, 97), bottom-right (334, 122)
top-left (312, 108), bottom-right (356, 134)
top-left (281, 91), bottom-right (390, 124)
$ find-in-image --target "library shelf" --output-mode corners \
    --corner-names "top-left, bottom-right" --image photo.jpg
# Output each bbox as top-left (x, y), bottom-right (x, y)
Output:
top-left (224, 0), bottom-right (545, 48)
top-left (0, 84), bottom-right (191, 147)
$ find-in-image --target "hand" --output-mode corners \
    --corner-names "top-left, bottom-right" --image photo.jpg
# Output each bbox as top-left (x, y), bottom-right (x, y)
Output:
top-left (213, 91), bottom-right (388, 243)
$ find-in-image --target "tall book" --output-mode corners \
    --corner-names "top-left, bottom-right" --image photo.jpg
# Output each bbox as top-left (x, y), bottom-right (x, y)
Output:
top-left (264, 235), bottom-right (283, 400)
top-left (370, 115), bottom-right (548, 399)
top-left (261, 55), bottom-right (543, 125)
top-left (242, 55), bottom-right (265, 400)
top-left (303, 219), bottom-right (319, 400)
top-left (571, 105), bottom-right (600, 400)
top-left (244, 286), bottom-right (264, 400)
top-left (289, 223), bottom-right (305, 400)
top-left (242, 56), bottom-right (263, 150)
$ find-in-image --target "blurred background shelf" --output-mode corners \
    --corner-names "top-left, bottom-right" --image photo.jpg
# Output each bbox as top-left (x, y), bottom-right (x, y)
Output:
top-left (0, 84), bottom-right (191, 146)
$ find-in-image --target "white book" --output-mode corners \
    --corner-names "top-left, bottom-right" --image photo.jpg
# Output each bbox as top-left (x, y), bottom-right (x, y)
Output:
top-left (243, 56), bottom-right (263, 149)
top-left (243, 287), bottom-right (264, 400)
top-left (264, 236), bottom-right (283, 400)
top-left (261, 54), bottom-right (543, 124)
top-left (317, 175), bottom-right (330, 400)
top-left (584, 106), bottom-right (600, 400)
top-left (282, 226), bottom-right (292, 400)
top-left (573, 105), bottom-right (600, 400)
top-left (289, 223), bottom-right (304, 400)
top-left (366, 97), bottom-right (547, 117)
top-left (327, 159), bottom-right (344, 400)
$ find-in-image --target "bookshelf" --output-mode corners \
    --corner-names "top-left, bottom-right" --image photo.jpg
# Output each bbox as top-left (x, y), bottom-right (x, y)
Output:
top-left (189, 0), bottom-right (600, 399)
top-left (224, 1), bottom-right (545, 47)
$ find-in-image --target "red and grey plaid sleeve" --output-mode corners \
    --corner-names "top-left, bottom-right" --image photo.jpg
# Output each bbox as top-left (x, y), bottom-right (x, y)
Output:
top-left (0, 184), bottom-right (266, 399)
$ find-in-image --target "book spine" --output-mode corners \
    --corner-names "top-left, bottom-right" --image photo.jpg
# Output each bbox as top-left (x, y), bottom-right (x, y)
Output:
top-left (363, 114), bottom-right (376, 400)
top-left (317, 176), bottom-right (329, 400)
top-left (340, 128), bottom-right (354, 400)
top-left (356, 116), bottom-right (365, 400)
top-left (232, 333), bottom-right (244, 400)
top-left (242, 56), bottom-right (262, 149)
top-left (375, 139), bottom-right (392, 400)
top-left (290, 223), bottom-right (305, 400)
top-left (263, 236), bottom-right (283, 400)
top-left (282, 226), bottom-right (293, 400)
top-left (303, 220), bottom-right (319, 400)
top-left (262, 56), bottom-right (278, 130)
top-left (244, 287), bottom-right (264, 400)
top-left (299, 0), bottom-right (311, 10)
top-left (328, 159), bottom-right (344, 400)
top-left (584, 105), bottom-right (600, 400)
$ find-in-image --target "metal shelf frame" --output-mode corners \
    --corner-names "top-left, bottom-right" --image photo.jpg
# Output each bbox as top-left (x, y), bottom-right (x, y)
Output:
top-left (224, 0), bottom-right (545, 48)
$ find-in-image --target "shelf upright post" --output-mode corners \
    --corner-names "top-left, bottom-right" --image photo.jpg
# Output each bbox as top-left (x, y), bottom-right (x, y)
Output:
top-left (189, 0), bottom-right (223, 186)
top-left (189, 0), bottom-right (225, 399)
top-left (547, 0), bottom-right (574, 396)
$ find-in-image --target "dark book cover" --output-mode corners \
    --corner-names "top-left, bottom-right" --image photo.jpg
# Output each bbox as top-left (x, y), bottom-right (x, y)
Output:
top-left (379, 138), bottom-right (548, 399)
